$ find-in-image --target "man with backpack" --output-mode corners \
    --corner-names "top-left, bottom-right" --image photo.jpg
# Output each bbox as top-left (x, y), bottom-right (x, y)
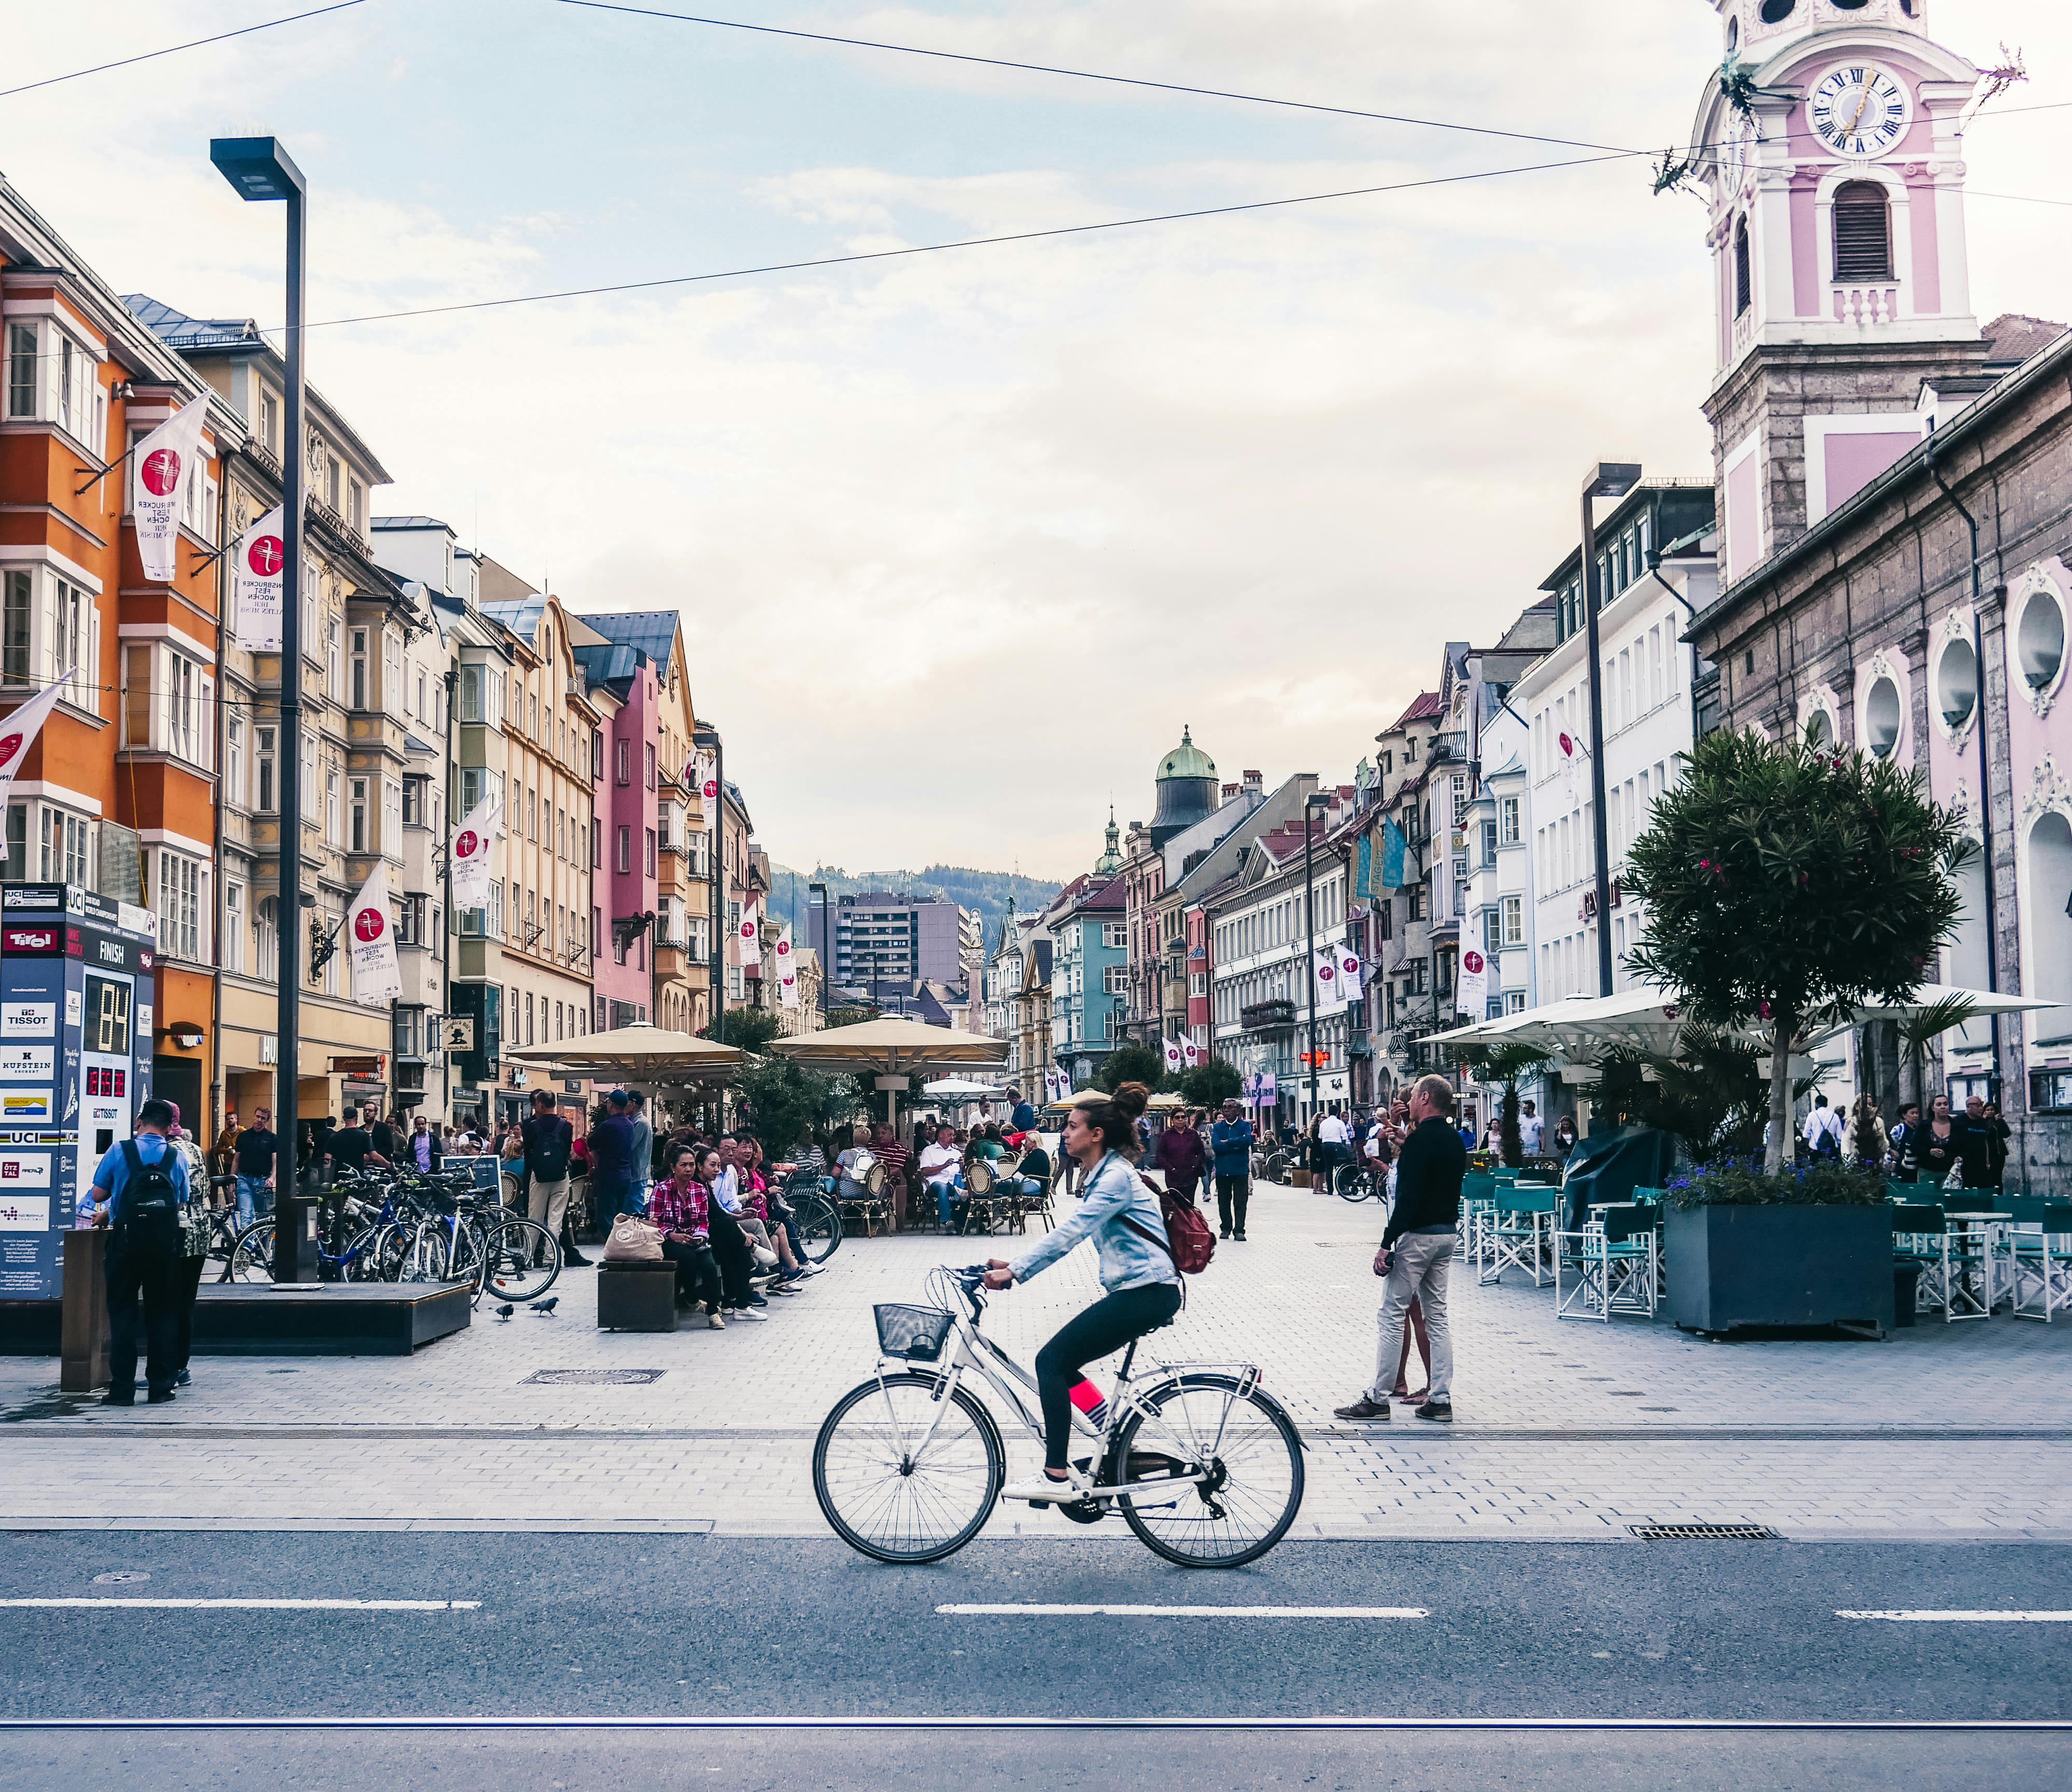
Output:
top-left (521, 1090), bottom-right (585, 1267)
top-left (88, 1099), bottom-right (192, 1406)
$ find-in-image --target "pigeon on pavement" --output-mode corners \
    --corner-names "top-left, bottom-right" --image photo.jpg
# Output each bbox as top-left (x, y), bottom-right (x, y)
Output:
top-left (494, 1304), bottom-right (514, 1321)
top-left (530, 1296), bottom-right (559, 1315)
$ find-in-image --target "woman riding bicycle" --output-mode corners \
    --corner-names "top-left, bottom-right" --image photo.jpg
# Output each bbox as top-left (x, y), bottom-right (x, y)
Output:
top-left (982, 1082), bottom-right (1181, 1504)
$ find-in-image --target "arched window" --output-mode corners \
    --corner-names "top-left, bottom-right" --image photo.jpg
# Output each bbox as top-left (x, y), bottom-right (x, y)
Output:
top-left (1733, 216), bottom-right (1753, 316)
top-left (1833, 181), bottom-right (1892, 281)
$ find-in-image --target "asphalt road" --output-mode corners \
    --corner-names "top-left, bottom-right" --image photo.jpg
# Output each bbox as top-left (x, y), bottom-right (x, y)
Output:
top-left (0, 1534), bottom-right (2067, 1723)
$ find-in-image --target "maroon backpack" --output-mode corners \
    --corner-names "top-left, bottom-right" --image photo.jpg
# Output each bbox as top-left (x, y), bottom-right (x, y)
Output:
top-left (1124, 1173), bottom-right (1217, 1276)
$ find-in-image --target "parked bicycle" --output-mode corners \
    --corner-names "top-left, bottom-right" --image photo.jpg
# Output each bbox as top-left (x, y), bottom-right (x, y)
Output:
top-left (1332, 1157), bottom-right (1386, 1203)
top-left (781, 1168), bottom-right (844, 1265)
top-left (402, 1187), bottom-right (560, 1307)
top-left (813, 1265), bottom-right (1304, 1568)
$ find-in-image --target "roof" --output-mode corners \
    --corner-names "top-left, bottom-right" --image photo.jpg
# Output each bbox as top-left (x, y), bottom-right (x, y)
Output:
top-left (580, 611), bottom-right (679, 666)
top-left (1385, 692), bottom-right (1443, 733)
top-left (1983, 313), bottom-right (2067, 369)
top-left (1156, 724), bottom-right (1216, 782)
top-left (573, 640), bottom-right (641, 688)
top-left (1060, 874), bottom-right (1126, 917)
top-left (121, 295), bottom-right (255, 352)
top-left (481, 594), bottom-right (548, 646)
top-left (371, 515), bottom-right (452, 533)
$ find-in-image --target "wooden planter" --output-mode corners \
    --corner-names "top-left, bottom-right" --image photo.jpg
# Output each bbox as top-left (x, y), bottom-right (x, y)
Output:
top-left (1665, 1202), bottom-right (1894, 1338)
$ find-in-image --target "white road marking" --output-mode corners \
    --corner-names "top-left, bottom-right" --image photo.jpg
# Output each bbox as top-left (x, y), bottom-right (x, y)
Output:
top-left (0, 1598), bottom-right (480, 1611)
top-left (936, 1603), bottom-right (1426, 1618)
top-left (1837, 1609), bottom-right (2072, 1623)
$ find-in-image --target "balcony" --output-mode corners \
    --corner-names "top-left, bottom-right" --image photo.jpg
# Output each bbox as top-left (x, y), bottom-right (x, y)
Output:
top-left (1240, 998), bottom-right (1297, 1034)
top-left (1428, 730), bottom-right (1467, 765)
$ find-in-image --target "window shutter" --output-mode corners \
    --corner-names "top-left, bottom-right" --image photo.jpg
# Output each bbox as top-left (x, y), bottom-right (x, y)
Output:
top-left (1832, 185), bottom-right (1892, 281)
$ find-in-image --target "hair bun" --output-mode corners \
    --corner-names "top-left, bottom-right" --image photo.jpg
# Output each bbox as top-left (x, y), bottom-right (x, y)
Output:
top-left (1110, 1081), bottom-right (1150, 1122)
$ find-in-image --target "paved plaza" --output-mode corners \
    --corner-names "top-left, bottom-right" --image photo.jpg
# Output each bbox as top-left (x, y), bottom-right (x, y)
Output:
top-left (5, 1181), bottom-right (2069, 1542)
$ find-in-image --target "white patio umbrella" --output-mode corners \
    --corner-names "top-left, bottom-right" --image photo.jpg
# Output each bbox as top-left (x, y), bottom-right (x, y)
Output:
top-left (503, 1025), bottom-right (742, 1083)
top-left (771, 1015), bottom-right (1006, 1123)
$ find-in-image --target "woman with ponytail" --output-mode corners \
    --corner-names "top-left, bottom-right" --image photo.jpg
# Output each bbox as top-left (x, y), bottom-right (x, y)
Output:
top-left (983, 1082), bottom-right (1184, 1504)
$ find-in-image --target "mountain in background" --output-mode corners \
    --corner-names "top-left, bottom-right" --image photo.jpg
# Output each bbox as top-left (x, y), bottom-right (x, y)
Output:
top-left (768, 864), bottom-right (1066, 968)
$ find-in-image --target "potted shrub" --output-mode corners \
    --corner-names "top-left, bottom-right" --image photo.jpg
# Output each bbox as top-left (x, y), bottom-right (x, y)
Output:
top-left (1663, 1159), bottom-right (1895, 1337)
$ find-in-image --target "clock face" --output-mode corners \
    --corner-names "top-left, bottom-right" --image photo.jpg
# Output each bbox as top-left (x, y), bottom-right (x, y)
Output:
top-left (1807, 65), bottom-right (1910, 160)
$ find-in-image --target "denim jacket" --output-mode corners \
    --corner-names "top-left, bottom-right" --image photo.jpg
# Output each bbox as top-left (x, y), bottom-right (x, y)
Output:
top-left (1010, 1152), bottom-right (1177, 1294)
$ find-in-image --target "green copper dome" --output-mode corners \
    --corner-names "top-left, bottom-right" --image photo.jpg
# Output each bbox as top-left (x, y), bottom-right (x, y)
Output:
top-left (1093, 806), bottom-right (1124, 876)
top-left (1157, 724), bottom-right (1216, 783)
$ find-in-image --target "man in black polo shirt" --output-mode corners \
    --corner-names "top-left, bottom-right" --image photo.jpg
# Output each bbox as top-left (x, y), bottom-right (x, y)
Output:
top-left (1336, 1073), bottom-right (1463, 1425)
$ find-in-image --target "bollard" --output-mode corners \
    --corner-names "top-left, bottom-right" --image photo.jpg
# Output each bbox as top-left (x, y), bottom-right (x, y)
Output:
top-left (271, 1191), bottom-right (321, 1283)
top-left (60, 1228), bottom-right (110, 1393)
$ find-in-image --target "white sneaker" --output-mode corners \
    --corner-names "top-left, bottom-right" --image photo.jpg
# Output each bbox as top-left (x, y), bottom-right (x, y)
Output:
top-left (1001, 1470), bottom-right (1088, 1504)
top-left (727, 1303), bottom-right (768, 1323)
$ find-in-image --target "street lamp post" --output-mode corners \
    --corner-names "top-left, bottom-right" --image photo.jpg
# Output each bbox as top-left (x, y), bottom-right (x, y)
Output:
top-left (1579, 461), bottom-right (1643, 997)
top-left (691, 724), bottom-right (723, 1042)
top-left (1302, 791), bottom-right (1329, 1119)
top-left (211, 137), bottom-right (311, 1282)
top-left (809, 881), bottom-right (830, 1020)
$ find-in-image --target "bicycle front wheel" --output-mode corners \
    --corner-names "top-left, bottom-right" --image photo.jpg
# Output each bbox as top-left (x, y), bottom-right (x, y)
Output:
top-left (814, 1371), bottom-right (1003, 1564)
top-left (1333, 1163), bottom-right (1373, 1202)
top-left (481, 1217), bottom-right (560, 1303)
top-left (1114, 1374), bottom-right (1305, 1569)
top-left (792, 1191), bottom-right (842, 1265)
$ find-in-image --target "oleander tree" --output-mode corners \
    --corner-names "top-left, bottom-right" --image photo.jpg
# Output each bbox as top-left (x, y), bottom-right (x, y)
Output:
top-left (1624, 726), bottom-right (1970, 1173)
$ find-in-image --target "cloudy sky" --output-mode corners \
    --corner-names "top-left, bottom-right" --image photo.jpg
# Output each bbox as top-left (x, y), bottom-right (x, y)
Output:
top-left (4, 1), bottom-right (2067, 878)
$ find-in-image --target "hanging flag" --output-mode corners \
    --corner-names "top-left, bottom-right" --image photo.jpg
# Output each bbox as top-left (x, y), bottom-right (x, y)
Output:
top-left (1337, 943), bottom-right (1364, 1000)
top-left (1313, 944), bottom-right (1343, 1009)
top-left (694, 750), bottom-right (718, 806)
top-left (1456, 946), bottom-right (1489, 1017)
top-left (775, 922), bottom-right (798, 1006)
top-left (1380, 819), bottom-right (1407, 891)
top-left (736, 895), bottom-right (761, 968)
top-left (0, 678), bottom-right (72, 818)
top-left (231, 503), bottom-right (287, 651)
top-left (1355, 831), bottom-right (1372, 900)
top-left (346, 863), bottom-right (402, 1005)
top-left (1162, 1035), bottom-right (1184, 1075)
top-left (130, 394), bottom-right (212, 584)
top-left (1181, 1036), bottom-right (1203, 1069)
top-left (450, 792), bottom-right (501, 911)
top-left (1556, 726), bottom-right (1583, 807)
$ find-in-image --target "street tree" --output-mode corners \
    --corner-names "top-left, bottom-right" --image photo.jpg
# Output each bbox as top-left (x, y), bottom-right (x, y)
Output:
top-left (1177, 1057), bottom-right (1243, 1110)
top-left (1094, 1044), bottom-right (1165, 1094)
top-left (1625, 727), bottom-right (1969, 1172)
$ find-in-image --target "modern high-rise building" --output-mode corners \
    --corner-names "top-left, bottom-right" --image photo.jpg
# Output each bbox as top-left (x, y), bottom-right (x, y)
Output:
top-left (830, 891), bottom-right (964, 993)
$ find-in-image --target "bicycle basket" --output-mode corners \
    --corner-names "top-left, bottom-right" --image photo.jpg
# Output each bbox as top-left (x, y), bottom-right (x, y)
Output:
top-left (873, 1303), bottom-right (956, 1363)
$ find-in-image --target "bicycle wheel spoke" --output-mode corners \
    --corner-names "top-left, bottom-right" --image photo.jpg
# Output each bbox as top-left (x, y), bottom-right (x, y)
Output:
top-left (1117, 1377), bottom-right (1303, 1567)
top-left (815, 1375), bottom-right (1000, 1563)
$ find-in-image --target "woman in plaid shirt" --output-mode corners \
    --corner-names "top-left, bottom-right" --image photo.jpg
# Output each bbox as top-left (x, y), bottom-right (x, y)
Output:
top-left (652, 1144), bottom-right (725, 1328)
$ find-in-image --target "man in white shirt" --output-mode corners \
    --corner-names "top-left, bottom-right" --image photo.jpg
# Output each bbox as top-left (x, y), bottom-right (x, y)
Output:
top-left (1316, 1109), bottom-right (1351, 1183)
top-left (918, 1124), bottom-right (965, 1231)
top-left (1518, 1101), bottom-right (1543, 1155)
top-left (1803, 1094), bottom-right (1845, 1159)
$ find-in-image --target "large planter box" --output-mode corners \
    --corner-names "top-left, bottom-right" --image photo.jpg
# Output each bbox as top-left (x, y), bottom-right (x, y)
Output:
top-left (1665, 1202), bottom-right (1894, 1338)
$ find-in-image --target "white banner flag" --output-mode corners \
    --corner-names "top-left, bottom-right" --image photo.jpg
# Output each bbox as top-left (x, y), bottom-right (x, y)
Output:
top-left (450, 792), bottom-right (501, 911)
top-left (346, 863), bottom-right (402, 1005)
top-left (1456, 945), bottom-right (1490, 1017)
top-left (1556, 725), bottom-right (1583, 808)
top-left (0, 679), bottom-right (71, 818)
top-left (231, 503), bottom-right (286, 651)
top-left (1313, 944), bottom-right (1345, 1011)
top-left (130, 394), bottom-right (211, 584)
top-left (1162, 1035), bottom-right (1184, 1075)
top-left (1181, 1035), bottom-right (1202, 1068)
top-left (1336, 943), bottom-right (1364, 1000)
top-left (694, 750), bottom-right (718, 811)
top-left (775, 922), bottom-right (799, 1007)
top-left (736, 895), bottom-right (761, 968)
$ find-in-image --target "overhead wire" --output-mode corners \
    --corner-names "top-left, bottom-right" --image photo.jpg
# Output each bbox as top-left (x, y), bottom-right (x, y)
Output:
top-left (0, 1), bottom-right (370, 102)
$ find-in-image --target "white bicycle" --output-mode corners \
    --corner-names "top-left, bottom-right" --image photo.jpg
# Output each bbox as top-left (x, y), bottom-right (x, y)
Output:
top-left (813, 1266), bottom-right (1305, 1567)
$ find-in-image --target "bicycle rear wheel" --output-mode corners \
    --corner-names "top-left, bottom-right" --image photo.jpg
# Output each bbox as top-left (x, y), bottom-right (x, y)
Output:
top-left (814, 1372), bottom-right (1003, 1564)
top-left (226, 1221), bottom-right (275, 1283)
top-left (1333, 1163), bottom-right (1374, 1202)
top-left (480, 1217), bottom-right (559, 1303)
top-left (1113, 1374), bottom-right (1305, 1569)
top-left (791, 1189), bottom-right (842, 1265)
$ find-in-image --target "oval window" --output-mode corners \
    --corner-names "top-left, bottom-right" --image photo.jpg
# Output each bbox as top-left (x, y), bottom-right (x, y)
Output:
top-left (1864, 677), bottom-right (1902, 759)
top-left (1805, 709), bottom-right (1833, 748)
top-left (1726, 17), bottom-right (1740, 52)
top-left (2018, 589), bottom-right (2065, 692)
top-left (1759, 0), bottom-right (1797, 22)
top-left (1830, 0), bottom-right (1870, 11)
top-left (1937, 636), bottom-right (1978, 729)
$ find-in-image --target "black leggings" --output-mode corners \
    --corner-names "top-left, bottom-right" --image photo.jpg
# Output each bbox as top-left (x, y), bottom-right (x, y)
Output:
top-left (1034, 1281), bottom-right (1184, 1472)
top-left (660, 1238), bottom-right (722, 1312)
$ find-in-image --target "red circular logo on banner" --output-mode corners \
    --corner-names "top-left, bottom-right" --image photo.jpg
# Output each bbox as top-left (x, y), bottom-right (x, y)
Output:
top-left (454, 829), bottom-right (479, 859)
top-left (1463, 949), bottom-right (1486, 975)
top-left (1318, 962), bottom-right (1336, 982)
top-left (739, 921), bottom-right (754, 940)
top-left (354, 906), bottom-right (386, 944)
top-left (247, 535), bottom-right (285, 577)
top-left (0, 733), bottom-right (22, 767)
top-left (141, 448), bottom-right (183, 497)
top-left (775, 937), bottom-right (790, 957)
top-left (703, 779), bottom-right (718, 800)
top-left (1558, 732), bottom-right (1575, 758)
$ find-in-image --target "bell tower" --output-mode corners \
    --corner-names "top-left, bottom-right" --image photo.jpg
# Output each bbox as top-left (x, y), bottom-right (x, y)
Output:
top-left (1691, 0), bottom-right (1988, 583)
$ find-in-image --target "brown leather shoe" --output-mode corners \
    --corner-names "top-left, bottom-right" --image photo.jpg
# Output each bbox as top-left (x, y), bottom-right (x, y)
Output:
top-left (1333, 1396), bottom-right (1390, 1421)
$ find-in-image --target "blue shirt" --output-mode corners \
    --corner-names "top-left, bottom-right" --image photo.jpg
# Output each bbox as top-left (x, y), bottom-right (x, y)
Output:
top-left (1010, 1152), bottom-right (1177, 1294)
top-left (1009, 1101), bottom-right (1037, 1133)
top-left (91, 1132), bottom-right (190, 1224)
top-left (1209, 1118), bottom-right (1255, 1176)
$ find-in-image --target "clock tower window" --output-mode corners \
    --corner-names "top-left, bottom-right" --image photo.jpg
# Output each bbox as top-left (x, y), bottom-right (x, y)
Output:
top-left (1733, 218), bottom-right (1753, 316)
top-left (1832, 182), bottom-right (1892, 282)
top-left (1757, 1), bottom-right (1796, 24)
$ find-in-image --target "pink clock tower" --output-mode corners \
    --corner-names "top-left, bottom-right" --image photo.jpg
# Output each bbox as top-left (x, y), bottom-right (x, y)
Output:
top-left (1691, 0), bottom-right (1990, 585)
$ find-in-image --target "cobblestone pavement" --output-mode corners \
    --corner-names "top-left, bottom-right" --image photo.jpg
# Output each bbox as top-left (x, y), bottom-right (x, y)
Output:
top-left (4, 1181), bottom-right (2068, 1540)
